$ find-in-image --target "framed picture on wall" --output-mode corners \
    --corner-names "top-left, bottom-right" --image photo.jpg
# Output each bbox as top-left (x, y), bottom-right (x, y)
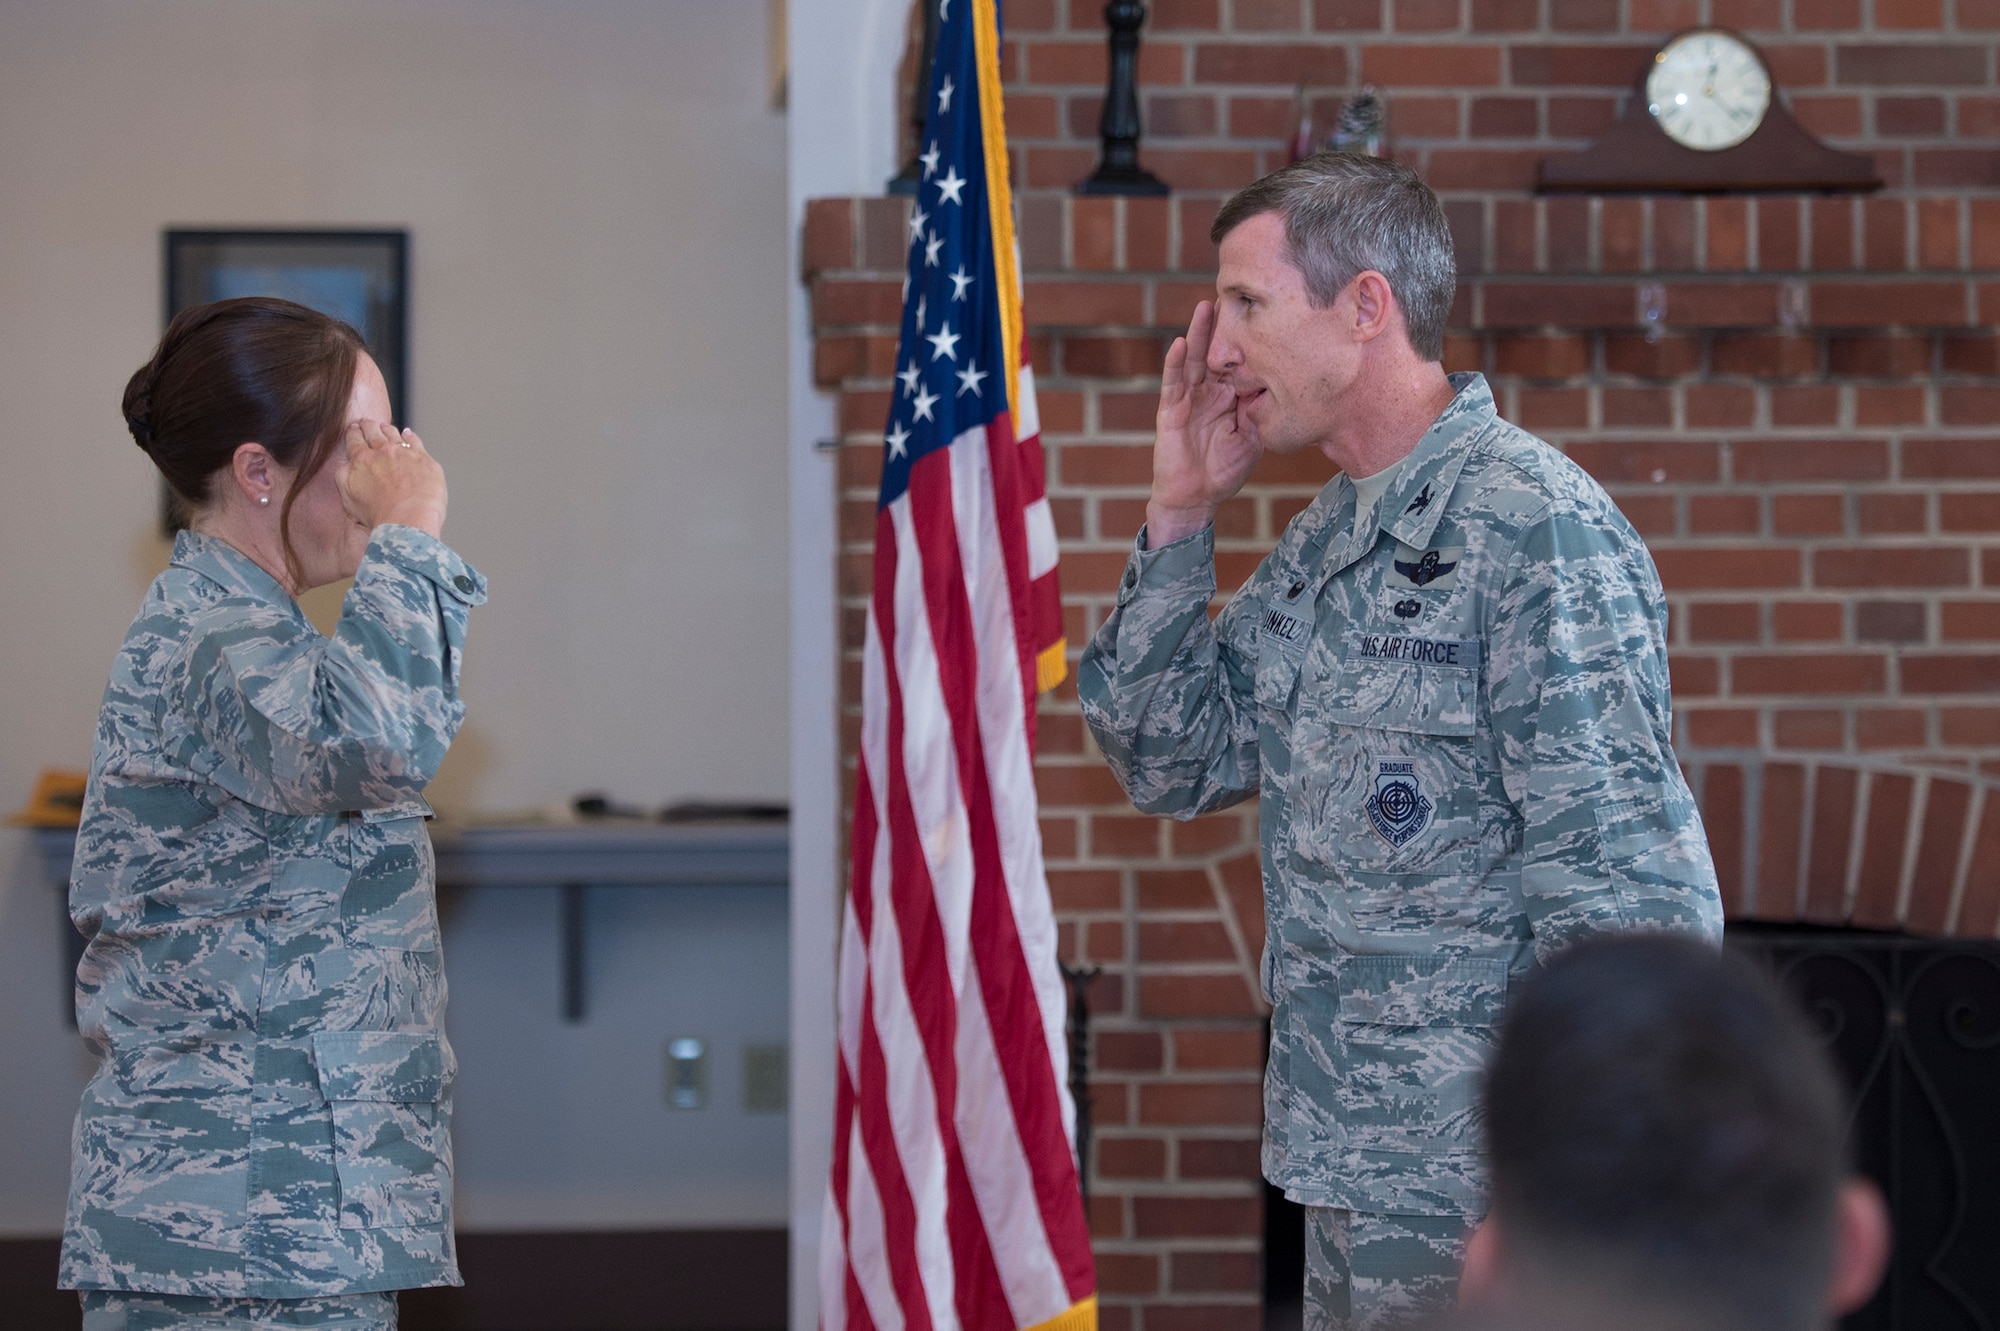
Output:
top-left (162, 229), bottom-right (409, 530)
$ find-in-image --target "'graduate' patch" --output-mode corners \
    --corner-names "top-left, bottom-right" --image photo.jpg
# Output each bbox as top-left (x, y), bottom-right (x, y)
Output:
top-left (1366, 760), bottom-right (1433, 848)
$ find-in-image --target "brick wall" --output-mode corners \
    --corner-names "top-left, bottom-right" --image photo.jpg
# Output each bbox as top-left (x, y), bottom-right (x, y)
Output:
top-left (810, 6), bottom-right (2000, 1327)
top-left (997, 0), bottom-right (2000, 194)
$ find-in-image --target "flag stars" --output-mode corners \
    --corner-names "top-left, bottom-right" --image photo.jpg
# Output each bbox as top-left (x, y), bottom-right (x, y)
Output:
top-left (911, 385), bottom-right (940, 423)
top-left (935, 167), bottom-right (966, 206)
top-left (937, 75), bottom-right (954, 115)
top-left (898, 361), bottom-right (921, 396)
top-left (926, 321), bottom-right (961, 363)
top-left (955, 363), bottom-right (988, 398)
top-left (949, 266), bottom-right (974, 301)
top-left (915, 294), bottom-right (928, 331)
top-left (923, 233), bottom-right (945, 267)
top-left (908, 205), bottom-right (929, 245)
top-left (884, 421), bottom-right (912, 461)
top-left (919, 142), bottom-right (941, 180)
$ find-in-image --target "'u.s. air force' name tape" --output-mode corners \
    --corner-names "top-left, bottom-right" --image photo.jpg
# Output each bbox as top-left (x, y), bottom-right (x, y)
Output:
top-left (1347, 632), bottom-right (1482, 670)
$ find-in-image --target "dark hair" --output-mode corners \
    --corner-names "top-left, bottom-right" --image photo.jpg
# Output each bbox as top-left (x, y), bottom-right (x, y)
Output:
top-left (1210, 153), bottom-right (1456, 361)
top-left (1484, 934), bottom-right (1849, 1331)
top-left (123, 296), bottom-right (367, 588)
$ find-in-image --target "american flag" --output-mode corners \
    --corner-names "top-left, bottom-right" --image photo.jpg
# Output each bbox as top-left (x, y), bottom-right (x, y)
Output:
top-left (819, 1), bottom-right (1096, 1328)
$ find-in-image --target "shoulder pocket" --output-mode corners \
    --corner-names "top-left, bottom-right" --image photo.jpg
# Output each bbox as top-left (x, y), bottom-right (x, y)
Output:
top-left (313, 1030), bottom-right (453, 1230)
top-left (1594, 794), bottom-right (1693, 861)
top-left (362, 798), bottom-right (434, 823)
top-left (1593, 793), bottom-right (1719, 913)
top-left (219, 638), bottom-right (318, 737)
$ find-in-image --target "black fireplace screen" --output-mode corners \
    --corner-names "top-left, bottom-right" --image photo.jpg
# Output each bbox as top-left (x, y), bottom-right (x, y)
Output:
top-left (1261, 930), bottom-right (2000, 1330)
top-left (1730, 925), bottom-right (2000, 1331)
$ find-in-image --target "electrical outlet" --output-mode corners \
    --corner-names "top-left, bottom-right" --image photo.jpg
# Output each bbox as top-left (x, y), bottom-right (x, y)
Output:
top-left (665, 1037), bottom-right (707, 1110)
top-left (743, 1043), bottom-right (788, 1113)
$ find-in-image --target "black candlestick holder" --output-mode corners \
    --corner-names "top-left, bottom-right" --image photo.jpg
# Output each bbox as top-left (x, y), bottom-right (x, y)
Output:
top-left (1076, 1), bottom-right (1169, 196)
top-left (887, 1), bottom-right (942, 196)
top-left (1059, 962), bottom-right (1103, 1199)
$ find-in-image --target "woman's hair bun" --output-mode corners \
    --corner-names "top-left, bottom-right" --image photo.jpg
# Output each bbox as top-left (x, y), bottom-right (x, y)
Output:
top-left (122, 360), bottom-right (158, 453)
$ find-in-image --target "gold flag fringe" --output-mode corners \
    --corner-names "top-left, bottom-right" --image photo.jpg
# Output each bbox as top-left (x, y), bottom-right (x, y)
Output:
top-left (1023, 1295), bottom-right (1097, 1331)
top-left (1036, 638), bottom-right (1069, 693)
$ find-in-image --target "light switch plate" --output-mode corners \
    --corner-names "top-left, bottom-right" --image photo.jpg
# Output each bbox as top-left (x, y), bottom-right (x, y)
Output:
top-left (743, 1043), bottom-right (788, 1113)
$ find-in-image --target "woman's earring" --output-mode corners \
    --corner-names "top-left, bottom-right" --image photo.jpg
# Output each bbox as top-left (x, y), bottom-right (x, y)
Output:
top-left (259, 495), bottom-right (269, 505)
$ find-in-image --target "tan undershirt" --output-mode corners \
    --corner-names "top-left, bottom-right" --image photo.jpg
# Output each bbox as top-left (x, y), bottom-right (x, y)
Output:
top-left (1348, 460), bottom-right (1404, 543)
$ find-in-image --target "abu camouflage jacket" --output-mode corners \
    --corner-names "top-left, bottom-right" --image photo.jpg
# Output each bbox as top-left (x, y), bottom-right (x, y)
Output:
top-left (63, 525), bottom-right (485, 1297)
top-left (1079, 373), bottom-right (1722, 1216)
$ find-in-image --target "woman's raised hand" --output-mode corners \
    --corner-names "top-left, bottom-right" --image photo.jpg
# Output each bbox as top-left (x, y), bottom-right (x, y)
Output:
top-left (337, 420), bottom-right (448, 539)
top-left (1145, 300), bottom-right (1260, 548)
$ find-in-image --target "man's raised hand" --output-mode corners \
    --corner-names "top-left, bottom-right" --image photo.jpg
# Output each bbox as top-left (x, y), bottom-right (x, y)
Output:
top-left (1145, 300), bottom-right (1261, 548)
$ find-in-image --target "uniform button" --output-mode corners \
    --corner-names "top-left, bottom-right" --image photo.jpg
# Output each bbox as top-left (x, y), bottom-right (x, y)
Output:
top-left (1122, 569), bottom-right (1137, 590)
top-left (1287, 580), bottom-right (1307, 599)
top-left (453, 575), bottom-right (475, 594)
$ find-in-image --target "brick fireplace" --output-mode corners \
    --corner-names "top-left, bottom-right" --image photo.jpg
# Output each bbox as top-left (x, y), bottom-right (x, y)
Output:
top-left (805, 3), bottom-right (2000, 1326)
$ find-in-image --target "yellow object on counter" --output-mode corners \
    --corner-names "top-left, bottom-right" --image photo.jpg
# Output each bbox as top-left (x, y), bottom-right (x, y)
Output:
top-left (9, 769), bottom-right (88, 828)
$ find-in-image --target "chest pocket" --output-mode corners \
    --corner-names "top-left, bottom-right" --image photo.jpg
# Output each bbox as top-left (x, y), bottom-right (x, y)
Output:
top-left (1291, 651), bottom-right (1482, 875)
top-left (342, 799), bottom-right (438, 952)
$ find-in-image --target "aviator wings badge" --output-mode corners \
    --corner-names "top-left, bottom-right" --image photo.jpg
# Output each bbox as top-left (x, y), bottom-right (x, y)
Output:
top-left (1387, 543), bottom-right (1464, 593)
top-left (1393, 549), bottom-right (1457, 586)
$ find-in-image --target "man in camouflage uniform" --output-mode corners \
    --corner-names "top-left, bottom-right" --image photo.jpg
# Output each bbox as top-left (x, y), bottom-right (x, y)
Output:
top-left (1077, 155), bottom-right (1723, 1329)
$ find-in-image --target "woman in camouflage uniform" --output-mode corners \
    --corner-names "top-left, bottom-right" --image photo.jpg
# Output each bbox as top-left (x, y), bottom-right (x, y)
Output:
top-left (62, 297), bottom-right (486, 1330)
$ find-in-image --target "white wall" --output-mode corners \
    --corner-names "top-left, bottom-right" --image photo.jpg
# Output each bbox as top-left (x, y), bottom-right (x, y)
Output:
top-left (0, 0), bottom-right (789, 1235)
top-left (785, 1), bottom-right (908, 1327)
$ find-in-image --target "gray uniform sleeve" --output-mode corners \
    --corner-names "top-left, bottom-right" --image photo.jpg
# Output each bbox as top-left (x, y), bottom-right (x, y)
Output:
top-left (174, 524), bottom-right (487, 815)
top-left (1077, 524), bottom-right (1273, 819)
top-left (1485, 504), bottom-right (1721, 959)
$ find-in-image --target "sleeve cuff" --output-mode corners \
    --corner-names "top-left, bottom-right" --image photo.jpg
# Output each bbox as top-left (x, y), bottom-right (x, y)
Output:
top-left (1118, 522), bottom-right (1215, 607)
top-left (368, 525), bottom-right (489, 606)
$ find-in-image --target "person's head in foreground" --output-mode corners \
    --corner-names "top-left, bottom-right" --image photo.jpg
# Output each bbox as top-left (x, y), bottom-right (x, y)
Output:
top-left (1456, 933), bottom-right (1890, 1331)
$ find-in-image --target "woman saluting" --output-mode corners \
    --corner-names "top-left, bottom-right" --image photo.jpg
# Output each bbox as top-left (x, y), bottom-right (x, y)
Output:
top-left (63, 296), bottom-right (484, 1330)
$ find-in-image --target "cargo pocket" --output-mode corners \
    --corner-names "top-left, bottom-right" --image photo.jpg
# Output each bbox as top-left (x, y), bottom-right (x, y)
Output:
top-left (1325, 955), bottom-right (1504, 1156)
top-left (313, 1030), bottom-right (453, 1230)
top-left (342, 799), bottom-right (439, 952)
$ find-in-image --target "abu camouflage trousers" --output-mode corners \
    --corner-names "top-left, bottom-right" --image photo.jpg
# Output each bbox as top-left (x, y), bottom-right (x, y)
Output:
top-left (79, 1291), bottom-right (397, 1330)
top-left (1304, 1207), bottom-right (1473, 1331)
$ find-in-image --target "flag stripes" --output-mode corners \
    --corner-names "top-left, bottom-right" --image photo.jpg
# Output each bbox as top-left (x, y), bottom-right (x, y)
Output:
top-left (820, 2), bottom-right (1093, 1325)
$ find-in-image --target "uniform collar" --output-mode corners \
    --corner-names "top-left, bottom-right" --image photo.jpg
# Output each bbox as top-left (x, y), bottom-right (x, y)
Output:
top-left (1377, 371), bottom-right (1493, 552)
top-left (170, 528), bottom-right (296, 606)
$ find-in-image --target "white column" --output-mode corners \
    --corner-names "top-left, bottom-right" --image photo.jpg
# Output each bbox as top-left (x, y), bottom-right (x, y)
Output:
top-left (787, 4), bottom-right (905, 1329)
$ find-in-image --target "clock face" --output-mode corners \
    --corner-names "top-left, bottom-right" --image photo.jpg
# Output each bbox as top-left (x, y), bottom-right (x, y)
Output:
top-left (1645, 30), bottom-right (1772, 151)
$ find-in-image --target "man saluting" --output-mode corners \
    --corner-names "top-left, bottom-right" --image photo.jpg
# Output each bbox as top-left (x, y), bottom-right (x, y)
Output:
top-left (1077, 153), bottom-right (1724, 1330)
